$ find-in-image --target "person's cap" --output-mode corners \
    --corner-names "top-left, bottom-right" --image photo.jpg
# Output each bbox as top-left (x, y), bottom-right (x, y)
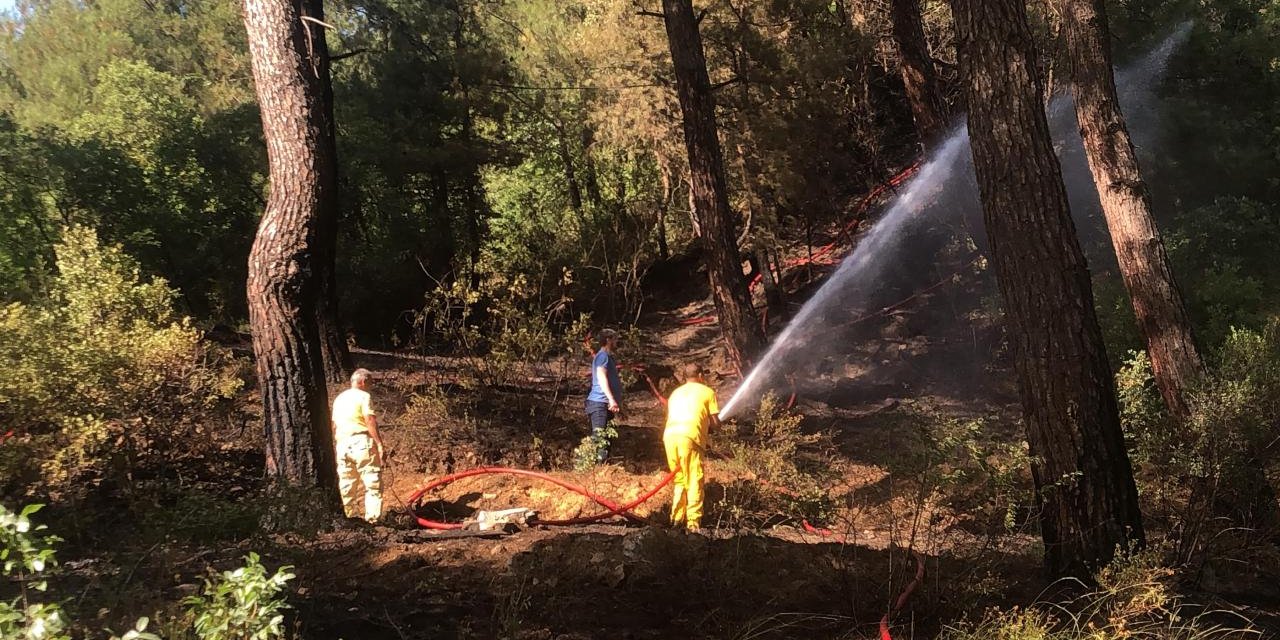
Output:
top-left (598, 328), bottom-right (619, 341)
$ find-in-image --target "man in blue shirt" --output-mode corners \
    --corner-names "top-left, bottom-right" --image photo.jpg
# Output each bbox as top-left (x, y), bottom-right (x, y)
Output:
top-left (585, 328), bottom-right (623, 462)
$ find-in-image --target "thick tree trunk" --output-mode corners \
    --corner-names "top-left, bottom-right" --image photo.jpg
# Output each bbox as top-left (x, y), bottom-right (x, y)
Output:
top-left (301, 0), bottom-right (352, 384)
top-left (953, 0), bottom-right (1144, 577)
top-left (889, 0), bottom-right (947, 148)
top-left (662, 0), bottom-right (763, 370)
top-left (243, 0), bottom-right (338, 489)
top-left (1057, 0), bottom-right (1203, 420)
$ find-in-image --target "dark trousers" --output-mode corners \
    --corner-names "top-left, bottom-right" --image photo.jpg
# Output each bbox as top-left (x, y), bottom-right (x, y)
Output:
top-left (584, 400), bottom-right (613, 462)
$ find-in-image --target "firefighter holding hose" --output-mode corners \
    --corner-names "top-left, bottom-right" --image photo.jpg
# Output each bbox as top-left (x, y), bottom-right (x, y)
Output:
top-left (332, 368), bottom-right (384, 524)
top-left (663, 362), bottom-right (720, 532)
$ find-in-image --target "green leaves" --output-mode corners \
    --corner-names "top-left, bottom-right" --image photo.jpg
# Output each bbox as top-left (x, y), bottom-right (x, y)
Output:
top-left (183, 553), bottom-right (295, 640)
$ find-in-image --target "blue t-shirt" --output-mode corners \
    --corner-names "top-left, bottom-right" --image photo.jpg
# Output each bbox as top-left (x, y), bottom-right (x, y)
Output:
top-left (587, 349), bottom-right (622, 404)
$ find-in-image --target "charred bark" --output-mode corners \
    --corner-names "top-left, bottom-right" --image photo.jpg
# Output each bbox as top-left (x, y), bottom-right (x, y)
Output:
top-left (243, 0), bottom-right (338, 489)
top-left (953, 0), bottom-right (1144, 577)
top-left (662, 0), bottom-right (763, 369)
top-left (301, 0), bottom-right (352, 384)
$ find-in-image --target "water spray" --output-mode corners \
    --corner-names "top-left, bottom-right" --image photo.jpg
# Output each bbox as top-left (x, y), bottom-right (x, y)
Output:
top-left (719, 23), bottom-right (1192, 421)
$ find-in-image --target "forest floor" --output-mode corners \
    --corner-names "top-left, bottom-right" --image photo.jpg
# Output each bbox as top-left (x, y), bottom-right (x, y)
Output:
top-left (52, 212), bottom-right (1280, 640)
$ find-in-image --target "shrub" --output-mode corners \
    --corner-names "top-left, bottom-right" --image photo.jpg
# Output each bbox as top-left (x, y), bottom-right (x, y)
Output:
top-left (0, 503), bottom-right (160, 640)
top-left (414, 270), bottom-right (592, 390)
top-left (0, 226), bottom-right (242, 501)
top-left (1117, 323), bottom-right (1280, 540)
top-left (571, 426), bottom-right (617, 472)
top-left (906, 414), bottom-right (1032, 534)
top-left (2, 502), bottom-right (293, 640)
top-left (183, 553), bottom-right (294, 640)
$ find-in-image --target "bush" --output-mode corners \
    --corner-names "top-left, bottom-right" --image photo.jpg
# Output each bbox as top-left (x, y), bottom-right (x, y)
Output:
top-left (1117, 323), bottom-right (1280, 556)
top-left (1, 502), bottom-right (293, 640)
top-left (0, 503), bottom-right (160, 640)
top-left (0, 226), bottom-right (242, 500)
top-left (183, 553), bottom-right (294, 640)
top-left (571, 426), bottom-right (617, 472)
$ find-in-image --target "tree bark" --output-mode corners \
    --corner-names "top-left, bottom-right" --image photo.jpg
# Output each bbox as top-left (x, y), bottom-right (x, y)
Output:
top-left (243, 0), bottom-right (338, 489)
top-left (1057, 0), bottom-right (1203, 421)
top-left (662, 0), bottom-right (763, 369)
top-left (889, 0), bottom-right (947, 148)
top-left (301, 0), bottom-right (352, 384)
top-left (953, 0), bottom-right (1144, 577)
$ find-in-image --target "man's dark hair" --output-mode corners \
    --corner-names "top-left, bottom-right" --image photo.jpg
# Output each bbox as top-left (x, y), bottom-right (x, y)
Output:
top-left (598, 328), bottom-right (619, 342)
top-left (683, 362), bottom-right (704, 381)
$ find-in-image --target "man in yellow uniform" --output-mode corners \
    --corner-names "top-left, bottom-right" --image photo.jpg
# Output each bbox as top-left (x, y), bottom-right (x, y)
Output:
top-left (332, 368), bottom-right (384, 524)
top-left (663, 362), bottom-right (720, 532)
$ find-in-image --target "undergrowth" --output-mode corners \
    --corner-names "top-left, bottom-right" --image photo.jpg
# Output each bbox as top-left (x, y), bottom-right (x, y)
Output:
top-left (942, 550), bottom-right (1259, 640)
top-left (717, 393), bottom-right (839, 529)
top-left (0, 227), bottom-right (243, 507)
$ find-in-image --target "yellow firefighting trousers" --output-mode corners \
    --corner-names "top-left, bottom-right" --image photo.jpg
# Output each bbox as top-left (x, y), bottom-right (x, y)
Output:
top-left (663, 433), bottom-right (704, 530)
top-left (337, 434), bottom-right (382, 522)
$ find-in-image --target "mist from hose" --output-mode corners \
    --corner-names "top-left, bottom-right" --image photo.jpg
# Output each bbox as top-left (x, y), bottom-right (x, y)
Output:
top-left (719, 23), bottom-right (1192, 420)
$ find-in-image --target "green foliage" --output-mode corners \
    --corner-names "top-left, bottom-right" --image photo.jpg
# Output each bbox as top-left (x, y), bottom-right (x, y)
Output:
top-left (0, 227), bottom-right (241, 500)
top-left (1117, 322), bottom-right (1280, 539)
top-left (183, 553), bottom-right (294, 640)
top-left (0, 503), bottom-right (161, 640)
top-left (2, 503), bottom-right (293, 640)
top-left (571, 425), bottom-right (617, 472)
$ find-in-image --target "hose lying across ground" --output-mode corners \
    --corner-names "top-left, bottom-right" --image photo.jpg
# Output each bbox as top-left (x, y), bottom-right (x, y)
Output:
top-left (406, 466), bottom-right (676, 529)
top-left (406, 466), bottom-right (925, 639)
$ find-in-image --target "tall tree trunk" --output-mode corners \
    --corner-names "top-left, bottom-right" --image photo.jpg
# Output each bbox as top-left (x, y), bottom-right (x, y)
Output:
top-left (889, 0), bottom-right (947, 148)
top-left (300, 0), bottom-right (352, 384)
top-left (243, 0), bottom-right (338, 489)
top-left (662, 0), bottom-right (763, 370)
top-left (953, 0), bottom-right (1144, 577)
top-left (1057, 0), bottom-right (1203, 421)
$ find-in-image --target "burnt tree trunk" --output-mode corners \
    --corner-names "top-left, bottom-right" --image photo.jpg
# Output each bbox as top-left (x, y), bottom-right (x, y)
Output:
top-left (301, 0), bottom-right (352, 384)
top-left (243, 0), bottom-right (338, 488)
top-left (662, 0), bottom-right (763, 369)
top-left (889, 0), bottom-right (947, 148)
top-left (953, 0), bottom-right (1144, 577)
top-left (1058, 0), bottom-right (1203, 420)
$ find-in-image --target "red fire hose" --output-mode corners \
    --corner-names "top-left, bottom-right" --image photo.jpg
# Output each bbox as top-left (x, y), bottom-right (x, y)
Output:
top-left (800, 521), bottom-right (925, 640)
top-left (406, 467), bottom-right (677, 529)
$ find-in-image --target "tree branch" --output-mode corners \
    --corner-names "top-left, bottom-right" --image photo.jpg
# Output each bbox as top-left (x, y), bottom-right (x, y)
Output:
top-left (331, 48), bottom-right (367, 63)
top-left (711, 76), bottom-right (743, 91)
